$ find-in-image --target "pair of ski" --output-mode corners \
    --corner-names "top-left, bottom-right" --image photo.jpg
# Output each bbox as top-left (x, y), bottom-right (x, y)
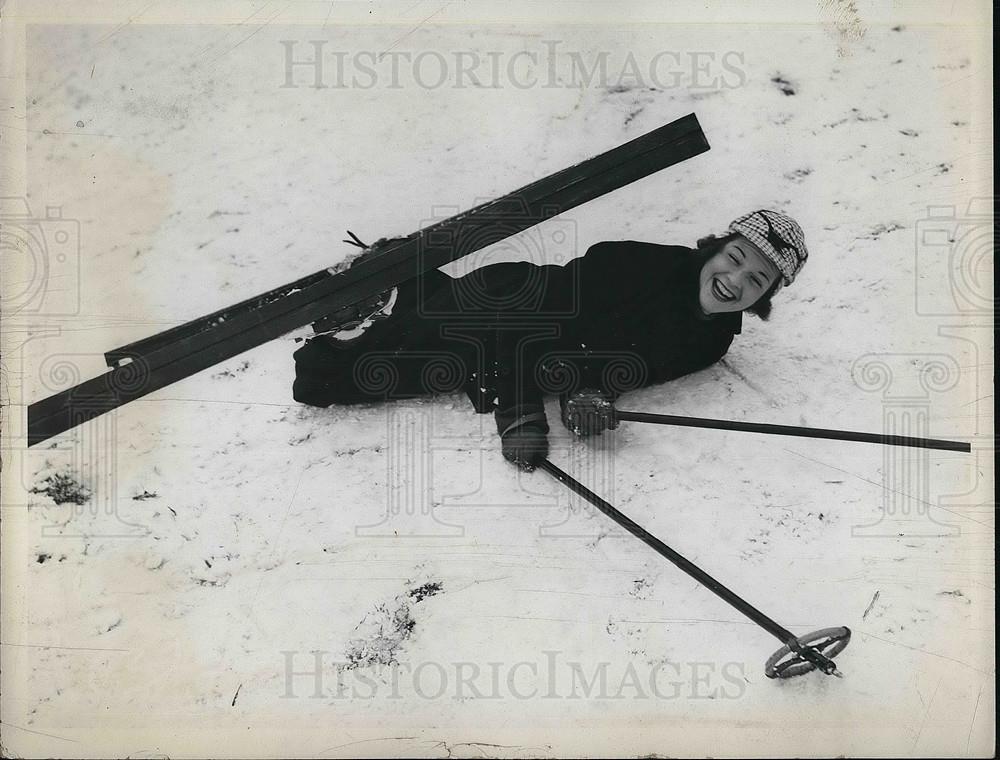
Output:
top-left (26, 113), bottom-right (969, 679)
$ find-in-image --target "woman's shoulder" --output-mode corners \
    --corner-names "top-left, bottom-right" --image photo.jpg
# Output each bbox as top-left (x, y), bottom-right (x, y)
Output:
top-left (584, 240), bottom-right (693, 257)
top-left (576, 240), bottom-right (697, 277)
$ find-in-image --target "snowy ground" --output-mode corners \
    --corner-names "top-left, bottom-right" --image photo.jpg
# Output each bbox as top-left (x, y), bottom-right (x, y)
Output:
top-left (1, 3), bottom-right (994, 758)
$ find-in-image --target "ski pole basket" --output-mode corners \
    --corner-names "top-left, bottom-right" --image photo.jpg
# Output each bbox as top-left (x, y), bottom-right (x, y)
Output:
top-left (765, 626), bottom-right (852, 679)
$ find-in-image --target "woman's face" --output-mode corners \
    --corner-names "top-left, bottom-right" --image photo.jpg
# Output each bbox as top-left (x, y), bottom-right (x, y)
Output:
top-left (698, 235), bottom-right (781, 314)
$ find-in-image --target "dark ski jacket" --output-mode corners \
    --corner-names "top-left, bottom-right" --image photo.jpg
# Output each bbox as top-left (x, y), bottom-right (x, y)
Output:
top-left (292, 241), bottom-right (742, 429)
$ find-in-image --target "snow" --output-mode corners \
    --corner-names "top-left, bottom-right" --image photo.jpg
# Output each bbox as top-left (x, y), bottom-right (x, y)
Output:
top-left (2, 7), bottom-right (993, 758)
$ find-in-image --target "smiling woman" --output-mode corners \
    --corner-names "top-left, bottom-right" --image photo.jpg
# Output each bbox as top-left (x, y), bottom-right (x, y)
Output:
top-left (293, 209), bottom-right (811, 471)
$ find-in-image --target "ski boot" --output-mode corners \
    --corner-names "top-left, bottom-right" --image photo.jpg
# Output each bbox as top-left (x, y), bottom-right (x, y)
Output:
top-left (310, 233), bottom-right (407, 344)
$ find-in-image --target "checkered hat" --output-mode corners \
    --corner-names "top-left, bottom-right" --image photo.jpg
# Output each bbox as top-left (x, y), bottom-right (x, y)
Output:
top-left (727, 210), bottom-right (808, 286)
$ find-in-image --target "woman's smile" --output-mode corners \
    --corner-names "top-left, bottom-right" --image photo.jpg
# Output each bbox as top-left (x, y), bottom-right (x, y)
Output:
top-left (711, 276), bottom-right (737, 302)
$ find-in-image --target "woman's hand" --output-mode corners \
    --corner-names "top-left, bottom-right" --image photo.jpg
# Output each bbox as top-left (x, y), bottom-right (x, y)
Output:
top-left (496, 404), bottom-right (550, 472)
top-left (560, 388), bottom-right (619, 437)
top-left (501, 424), bottom-right (549, 471)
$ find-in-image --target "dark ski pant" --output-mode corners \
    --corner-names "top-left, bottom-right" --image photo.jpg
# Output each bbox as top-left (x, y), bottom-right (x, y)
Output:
top-left (291, 261), bottom-right (607, 414)
top-left (292, 270), bottom-right (491, 409)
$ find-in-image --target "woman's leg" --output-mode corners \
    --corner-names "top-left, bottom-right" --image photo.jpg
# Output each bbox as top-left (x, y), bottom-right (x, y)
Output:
top-left (292, 336), bottom-right (378, 407)
top-left (291, 270), bottom-right (465, 407)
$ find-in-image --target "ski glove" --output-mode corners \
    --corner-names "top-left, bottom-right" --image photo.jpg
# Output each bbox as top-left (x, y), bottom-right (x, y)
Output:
top-left (560, 388), bottom-right (619, 437)
top-left (496, 404), bottom-right (550, 472)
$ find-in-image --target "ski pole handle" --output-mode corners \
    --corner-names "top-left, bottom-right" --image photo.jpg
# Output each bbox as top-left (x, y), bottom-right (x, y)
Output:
top-left (614, 410), bottom-right (971, 453)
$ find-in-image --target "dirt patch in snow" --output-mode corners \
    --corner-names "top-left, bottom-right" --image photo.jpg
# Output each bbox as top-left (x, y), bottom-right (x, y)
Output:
top-left (344, 580), bottom-right (444, 669)
top-left (29, 472), bottom-right (91, 505)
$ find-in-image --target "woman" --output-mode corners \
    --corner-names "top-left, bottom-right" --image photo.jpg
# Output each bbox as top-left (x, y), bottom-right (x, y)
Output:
top-left (292, 209), bottom-right (809, 471)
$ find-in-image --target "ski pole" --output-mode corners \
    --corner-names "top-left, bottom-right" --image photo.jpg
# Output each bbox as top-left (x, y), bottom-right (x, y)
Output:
top-left (614, 410), bottom-right (970, 453)
top-left (538, 458), bottom-right (852, 679)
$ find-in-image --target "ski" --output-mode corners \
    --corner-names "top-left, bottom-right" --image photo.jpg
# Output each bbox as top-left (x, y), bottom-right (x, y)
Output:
top-left (27, 113), bottom-right (710, 446)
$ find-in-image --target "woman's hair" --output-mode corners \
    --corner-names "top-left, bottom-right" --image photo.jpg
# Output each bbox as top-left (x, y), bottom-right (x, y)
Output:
top-left (694, 233), bottom-right (779, 320)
